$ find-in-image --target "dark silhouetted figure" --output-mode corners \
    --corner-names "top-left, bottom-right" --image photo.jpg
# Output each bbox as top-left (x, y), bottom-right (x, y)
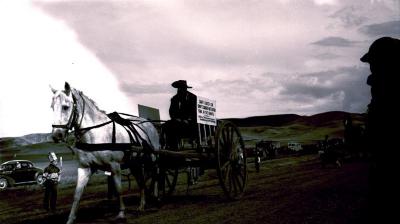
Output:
top-left (361, 36), bottom-right (400, 223)
top-left (163, 80), bottom-right (197, 149)
top-left (343, 114), bottom-right (365, 158)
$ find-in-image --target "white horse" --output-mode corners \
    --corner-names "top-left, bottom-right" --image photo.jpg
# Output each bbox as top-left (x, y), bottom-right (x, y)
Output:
top-left (50, 82), bottom-right (160, 224)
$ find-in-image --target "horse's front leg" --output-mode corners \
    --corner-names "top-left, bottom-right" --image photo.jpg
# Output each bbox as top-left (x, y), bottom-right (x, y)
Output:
top-left (67, 167), bottom-right (91, 224)
top-left (110, 163), bottom-right (126, 220)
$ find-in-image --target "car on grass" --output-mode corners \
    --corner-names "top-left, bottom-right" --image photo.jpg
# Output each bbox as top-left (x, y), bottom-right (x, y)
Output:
top-left (0, 160), bottom-right (44, 190)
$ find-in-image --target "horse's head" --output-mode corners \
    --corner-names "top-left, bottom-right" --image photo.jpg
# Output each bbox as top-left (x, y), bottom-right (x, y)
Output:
top-left (50, 82), bottom-right (75, 143)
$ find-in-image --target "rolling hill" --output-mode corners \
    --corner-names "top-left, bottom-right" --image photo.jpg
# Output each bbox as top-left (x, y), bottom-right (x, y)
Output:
top-left (224, 111), bottom-right (366, 146)
top-left (0, 111), bottom-right (366, 162)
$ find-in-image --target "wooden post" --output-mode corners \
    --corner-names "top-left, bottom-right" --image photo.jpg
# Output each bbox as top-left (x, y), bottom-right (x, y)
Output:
top-left (203, 124), bottom-right (207, 146)
top-left (198, 123), bottom-right (202, 146)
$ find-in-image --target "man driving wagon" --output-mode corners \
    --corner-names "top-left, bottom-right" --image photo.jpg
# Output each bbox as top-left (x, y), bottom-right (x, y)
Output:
top-left (162, 80), bottom-right (198, 149)
top-left (162, 80), bottom-right (218, 185)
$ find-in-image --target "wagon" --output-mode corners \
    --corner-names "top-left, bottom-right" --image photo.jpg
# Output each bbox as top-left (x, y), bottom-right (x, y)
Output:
top-left (51, 83), bottom-right (248, 223)
top-left (124, 96), bottom-right (248, 201)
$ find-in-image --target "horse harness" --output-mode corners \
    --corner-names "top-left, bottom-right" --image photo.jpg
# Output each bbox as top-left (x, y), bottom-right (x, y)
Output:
top-left (52, 91), bottom-right (152, 152)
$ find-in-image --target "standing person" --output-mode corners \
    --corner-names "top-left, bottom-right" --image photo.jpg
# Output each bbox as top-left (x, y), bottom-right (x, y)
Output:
top-left (360, 36), bottom-right (400, 223)
top-left (43, 152), bottom-right (61, 213)
top-left (163, 80), bottom-right (197, 149)
top-left (255, 146), bottom-right (261, 173)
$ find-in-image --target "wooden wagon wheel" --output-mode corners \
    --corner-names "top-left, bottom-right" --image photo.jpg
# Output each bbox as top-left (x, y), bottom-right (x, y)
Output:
top-left (216, 121), bottom-right (247, 200)
top-left (142, 157), bottom-right (179, 202)
top-left (158, 167), bottom-right (179, 199)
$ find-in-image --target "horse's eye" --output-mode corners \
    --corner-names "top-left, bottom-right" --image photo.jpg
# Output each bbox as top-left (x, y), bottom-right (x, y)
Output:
top-left (62, 105), bottom-right (70, 111)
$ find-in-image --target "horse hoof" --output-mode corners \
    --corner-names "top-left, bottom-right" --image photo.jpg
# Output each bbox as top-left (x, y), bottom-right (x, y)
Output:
top-left (117, 211), bottom-right (126, 217)
top-left (66, 217), bottom-right (76, 224)
top-left (115, 215), bottom-right (126, 221)
top-left (114, 212), bottom-right (126, 222)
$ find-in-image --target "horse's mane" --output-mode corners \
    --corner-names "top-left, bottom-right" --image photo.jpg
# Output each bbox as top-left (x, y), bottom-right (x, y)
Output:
top-left (72, 88), bottom-right (107, 114)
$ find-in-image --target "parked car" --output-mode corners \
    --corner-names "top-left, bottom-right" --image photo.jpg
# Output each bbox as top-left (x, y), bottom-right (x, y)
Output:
top-left (0, 160), bottom-right (44, 190)
top-left (288, 142), bottom-right (302, 152)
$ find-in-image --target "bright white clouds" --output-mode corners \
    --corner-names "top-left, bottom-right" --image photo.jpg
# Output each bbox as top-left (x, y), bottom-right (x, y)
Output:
top-left (313, 0), bottom-right (338, 5)
top-left (0, 1), bottom-right (134, 137)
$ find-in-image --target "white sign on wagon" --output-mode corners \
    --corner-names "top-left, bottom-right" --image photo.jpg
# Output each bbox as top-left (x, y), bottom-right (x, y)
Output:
top-left (196, 96), bottom-right (217, 126)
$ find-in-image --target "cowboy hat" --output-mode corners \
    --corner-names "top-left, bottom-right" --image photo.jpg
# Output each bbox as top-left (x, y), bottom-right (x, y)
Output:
top-left (171, 80), bottom-right (192, 89)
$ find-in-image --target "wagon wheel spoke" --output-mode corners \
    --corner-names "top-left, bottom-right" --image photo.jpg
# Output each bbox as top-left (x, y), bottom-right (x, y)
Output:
top-left (230, 169), bottom-right (238, 195)
top-left (166, 169), bottom-right (174, 176)
top-left (233, 166), bottom-right (244, 192)
top-left (221, 161), bottom-right (230, 171)
top-left (219, 139), bottom-right (230, 159)
top-left (232, 136), bottom-right (240, 150)
top-left (165, 173), bottom-right (172, 187)
top-left (231, 139), bottom-right (241, 160)
top-left (229, 127), bottom-right (235, 150)
top-left (223, 127), bottom-right (230, 148)
top-left (230, 127), bottom-right (234, 148)
top-left (237, 167), bottom-right (245, 184)
top-left (224, 165), bottom-right (231, 188)
top-left (232, 166), bottom-right (242, 195)
top-left (235, 173), bottom-right (242, 194)
top-left (227, 166), bottom-right (233, 193)
top-left (222, 128), bottom-right (228, 147)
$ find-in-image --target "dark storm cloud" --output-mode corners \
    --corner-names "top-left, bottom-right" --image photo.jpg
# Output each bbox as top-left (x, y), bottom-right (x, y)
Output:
top-left (192, 66), bottom-right (371, 114)
top-left (280, 66), bottom-right (370, 112)
top-left (359, 20), bottom-right (400, 37)
top-left (311, 37), bottom-right (357, 47)
top-left (313, 53), bottom-right (341, 60)
top-left (282, 83), bottom-right (334, 99)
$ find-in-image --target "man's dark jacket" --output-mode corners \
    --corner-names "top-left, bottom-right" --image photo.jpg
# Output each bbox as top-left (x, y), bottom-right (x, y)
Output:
top-left (169, 91), bottom-right (197, 123)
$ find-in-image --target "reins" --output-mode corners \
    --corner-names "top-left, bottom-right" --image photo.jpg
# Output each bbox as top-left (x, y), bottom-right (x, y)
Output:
top-left (116, 112), bottom-right (167, 124)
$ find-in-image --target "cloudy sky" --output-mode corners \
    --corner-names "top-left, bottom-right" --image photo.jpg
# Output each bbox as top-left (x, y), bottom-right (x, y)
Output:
top-left (0, 0), bottom-right (399, 137)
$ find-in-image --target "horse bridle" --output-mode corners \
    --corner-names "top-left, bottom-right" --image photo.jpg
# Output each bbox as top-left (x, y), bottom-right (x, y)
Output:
top-left (51, 92), bottom-right (84, 131)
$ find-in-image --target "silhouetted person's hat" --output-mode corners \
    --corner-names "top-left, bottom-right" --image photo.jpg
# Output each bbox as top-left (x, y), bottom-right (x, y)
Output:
top-left (171, 80), bottom-right (192, 89)
top-left (361, 36), bottom-right (400, 63)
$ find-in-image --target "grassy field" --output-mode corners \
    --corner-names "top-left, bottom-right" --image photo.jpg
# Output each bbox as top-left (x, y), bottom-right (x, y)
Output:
top-left (0, 154), bottom-right (369, 224)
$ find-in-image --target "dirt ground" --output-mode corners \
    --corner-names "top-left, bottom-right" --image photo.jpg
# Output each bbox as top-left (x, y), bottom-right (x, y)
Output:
top-left (0, 154), bottom-right (369, 224)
